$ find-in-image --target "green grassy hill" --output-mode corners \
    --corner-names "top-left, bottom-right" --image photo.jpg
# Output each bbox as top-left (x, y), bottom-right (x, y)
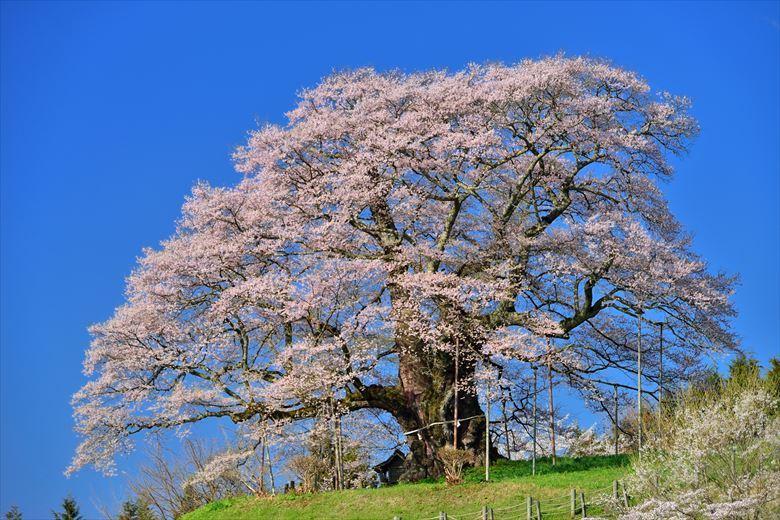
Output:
top-left (182, 455), bottom-right (632, 520)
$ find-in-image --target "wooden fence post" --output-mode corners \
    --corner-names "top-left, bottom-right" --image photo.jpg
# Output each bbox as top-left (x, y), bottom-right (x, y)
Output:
top-left (527, 496), bottom-right (533, 520)
top-left (622, 484), bottom-right (630, 508)
top-left (580, 491), bottom-right (586, 518)
top-left (438, 512), bottom-right (447, 520)
top-left (481, 505), bottom-right (489, 520)
top-left (535, 499), bottom-right (542, 520)
top-left (570, 488), bottom-right (576, 517)
top-left (393, 517), bottom-right (402, 520)
top-left (613, 480), bottom-right (619, 500)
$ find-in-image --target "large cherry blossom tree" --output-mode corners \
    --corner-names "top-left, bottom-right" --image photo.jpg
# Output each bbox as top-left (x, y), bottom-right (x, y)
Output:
top-left (70, 57), bottom-right (736, 478)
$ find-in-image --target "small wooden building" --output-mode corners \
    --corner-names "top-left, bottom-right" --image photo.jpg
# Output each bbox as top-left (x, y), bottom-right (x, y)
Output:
top-left (372, 449), bottom-right (406, 486)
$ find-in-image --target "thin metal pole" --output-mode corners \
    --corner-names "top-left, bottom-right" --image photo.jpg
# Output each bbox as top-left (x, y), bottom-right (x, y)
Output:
top-left (502, 396), bottom-right (511, 460)
top-left (659, 323), bottom-right (664, 421)
top-left (614, 384), bottom-right (619, 456)
top-left (485, 376), bottom-right (490, 482)
top-left (336, 412), bottom-right (344, 490)
top-left (532, 365), bottom-right (537, 476)
top-left (637, 306), bottom-right (643, 454)
top-left (259, 430), bottom-right (266, 493)
top-left (454, 336), bottom-right (459, 449)
top-left (268, 441), bottom-right (276, 495)
top-left (547, 339), bottom-right (556, 465)
top-left (330, 399), bottom-right (337, 490)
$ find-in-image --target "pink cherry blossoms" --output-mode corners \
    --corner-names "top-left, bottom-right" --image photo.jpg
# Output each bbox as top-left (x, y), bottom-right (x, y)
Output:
top-left (69, 56), bottom-right (736, 476)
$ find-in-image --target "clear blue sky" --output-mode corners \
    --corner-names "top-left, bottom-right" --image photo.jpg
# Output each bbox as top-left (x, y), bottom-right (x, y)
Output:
top-left (1, 1), bottom-right (778, 517)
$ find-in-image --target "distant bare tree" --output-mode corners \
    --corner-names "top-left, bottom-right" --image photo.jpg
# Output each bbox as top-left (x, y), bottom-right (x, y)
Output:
top-left (128, 439), bottom-right (249, 519)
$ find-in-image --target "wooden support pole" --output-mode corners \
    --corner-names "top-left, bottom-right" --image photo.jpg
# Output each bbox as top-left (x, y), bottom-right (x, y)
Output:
top-left (570, 489), bottom-right (576, 517)
top-left (532, 365), bottom-right (537, 476)
top-left (622, 485), bottom-right (630, 508)
top-left (339, 413), bottom-right (345, 489)
top-left (580, 491), bottom-right (586, 518)
top-left (637, 307), bottom-right (643, 454)
top-left (258, 430), bottom-right (266, 494)
top-left (502, 396), bottom-right (511, 460)
top-left (659, 322), bottom-right (664, 426)
top-left (547, 339), bottom-right (556, 465)
top-left (613, 480), bottom-right (619, 500)
top-left (535, 499), bottom-right (542, 520)
top-left (485, 375), bottom-right (490, 482)
top-left (481, 505), bottom-right (489, 520)
top-left (439, 512), bottom-right (447, 520)
top-left (614, 384), bottom-right (619, 456)
top-left (527, 496), bottom-right (533, 520)
top-left (336, 409), bottom-right (344, 490)
top-left (454, 336), bottom-right (459, 449)
top-left (268, 444), bottom-right (276, 495)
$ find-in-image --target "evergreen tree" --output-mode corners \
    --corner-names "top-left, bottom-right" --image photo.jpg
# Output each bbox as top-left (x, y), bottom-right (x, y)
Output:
top-left (728, 354), bottom-right (761, 386)
top-left (117, 499), bottom-right (155, 520)
top-left (117, 501), bottom-right (137, 520)
top-left (5, 505), bottom-right (22, 520)
top-left (52, 496), bottom-right (82, 520)
top-left (766, 357), bottom-right (780, 399)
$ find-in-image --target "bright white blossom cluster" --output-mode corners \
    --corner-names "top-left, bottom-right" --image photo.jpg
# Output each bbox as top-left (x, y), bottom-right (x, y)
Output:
top-left (621, 389), bottom-right (780, 519)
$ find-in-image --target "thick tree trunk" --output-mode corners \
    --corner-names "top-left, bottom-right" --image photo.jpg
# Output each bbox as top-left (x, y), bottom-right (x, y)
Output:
top-left (387, 285), bottom-right (497, 480)
top-left (392, 340), bottom-right (492, 480)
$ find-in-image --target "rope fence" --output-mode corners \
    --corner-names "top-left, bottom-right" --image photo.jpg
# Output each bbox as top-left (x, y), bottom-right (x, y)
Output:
top-left (390, 480), bottom-right (632, 520)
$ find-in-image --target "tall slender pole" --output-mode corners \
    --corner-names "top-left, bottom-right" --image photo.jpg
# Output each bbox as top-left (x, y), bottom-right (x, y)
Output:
top-left (485, 376), bottom-right (490, 482)
top-left (336, 412), bottom-right (344, 490)
top-left (454, 336), bottom-right (459, 449)
top-left (331, 399), bottom-right (343, 490)
top-left (268, 441), bottom-right (276, 495)
top-left (259, 430), bottom-right (266, 493)
top-left (614, 385), bottom-right (619, 456)
top-left (502, 395), bottom-right (511, 460)
top-left (659, 323), bottom-right (664, 421)
top-left (637, 307), bottom-right (643, 454)
top-left (547, 339), bottom-right (556, 465)
top-left (532, 365), bottom-right (537, 476)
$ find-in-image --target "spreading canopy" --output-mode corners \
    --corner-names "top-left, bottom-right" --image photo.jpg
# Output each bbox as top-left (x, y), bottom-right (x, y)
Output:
top-left (70, 57), bottom-right (736, 475)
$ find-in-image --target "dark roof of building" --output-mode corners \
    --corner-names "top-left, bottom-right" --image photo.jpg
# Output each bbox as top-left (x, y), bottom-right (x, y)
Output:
top-left (372, 449), bottom-right (406, 472)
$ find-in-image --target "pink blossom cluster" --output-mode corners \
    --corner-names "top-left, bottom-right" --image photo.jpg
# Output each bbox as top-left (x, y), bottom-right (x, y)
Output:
top-left (70, 57), bottom-right (736, 475)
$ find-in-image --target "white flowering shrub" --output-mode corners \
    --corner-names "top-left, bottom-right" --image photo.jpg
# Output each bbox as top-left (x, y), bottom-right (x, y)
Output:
top-left (620, 376), bottom-right (780, 519)
top-left (565, 424), bottom-right (632, 458)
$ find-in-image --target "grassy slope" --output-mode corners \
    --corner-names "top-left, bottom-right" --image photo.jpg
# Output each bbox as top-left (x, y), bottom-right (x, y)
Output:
top-left (183, 455), bottom-right (631, 520)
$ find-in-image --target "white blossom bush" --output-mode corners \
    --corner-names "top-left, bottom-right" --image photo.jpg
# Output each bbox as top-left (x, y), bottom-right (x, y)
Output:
top-left (619, 384), bottom-right (780, 519)
top-left (565, 424), bottom-right (627, 457)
